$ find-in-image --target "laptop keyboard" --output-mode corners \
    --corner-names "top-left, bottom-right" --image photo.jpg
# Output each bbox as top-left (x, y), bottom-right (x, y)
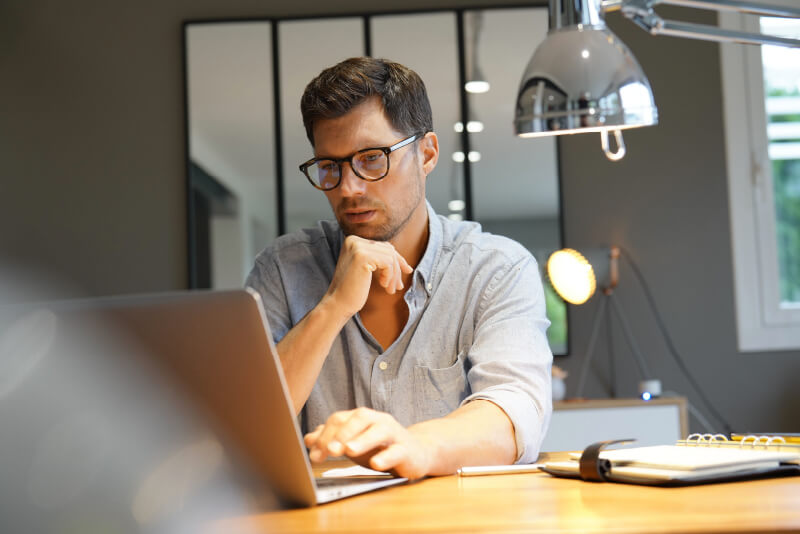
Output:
top-left (315, 476), bottom-right (394, 488)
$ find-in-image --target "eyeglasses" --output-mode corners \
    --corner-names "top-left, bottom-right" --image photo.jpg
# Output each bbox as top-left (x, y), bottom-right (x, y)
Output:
top-left (299, 133), bottom-right (422, 191)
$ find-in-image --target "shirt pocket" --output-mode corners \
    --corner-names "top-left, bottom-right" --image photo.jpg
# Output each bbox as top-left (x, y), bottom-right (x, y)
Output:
top-left (413, 352), bottom-right (470, 422)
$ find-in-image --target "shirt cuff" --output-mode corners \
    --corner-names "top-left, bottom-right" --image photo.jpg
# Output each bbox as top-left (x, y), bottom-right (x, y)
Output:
top-left (462, 387), bottom-right (550, 464)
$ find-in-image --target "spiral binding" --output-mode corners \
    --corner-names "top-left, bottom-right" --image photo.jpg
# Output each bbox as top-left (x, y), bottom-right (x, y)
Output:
top-left (678, 433), bottom-right (797, 452)
top-left (686, 433), bottom-right (729, 443)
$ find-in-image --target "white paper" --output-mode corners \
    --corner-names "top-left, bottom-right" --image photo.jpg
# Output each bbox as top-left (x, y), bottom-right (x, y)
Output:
top-left (321, 465), bottom-right (391, 478)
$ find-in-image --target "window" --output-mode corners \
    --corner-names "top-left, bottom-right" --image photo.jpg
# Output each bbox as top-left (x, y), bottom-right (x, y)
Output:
top-left (720, 7), bottom-right (800, 351)
top-left (761, 17), bottom-right (800, 308)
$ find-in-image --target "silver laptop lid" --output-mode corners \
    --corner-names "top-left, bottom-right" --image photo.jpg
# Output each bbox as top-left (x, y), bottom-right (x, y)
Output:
top-left (58, 289), bottom-right (319, 507)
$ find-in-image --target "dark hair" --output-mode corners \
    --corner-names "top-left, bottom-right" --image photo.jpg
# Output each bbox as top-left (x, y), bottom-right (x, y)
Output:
top-left (300, 57), bottom-right (433, 146)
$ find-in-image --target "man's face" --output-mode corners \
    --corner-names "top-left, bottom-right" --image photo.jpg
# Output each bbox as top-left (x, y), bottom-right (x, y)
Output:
top-left (312, 97), bottom-right (435, 242)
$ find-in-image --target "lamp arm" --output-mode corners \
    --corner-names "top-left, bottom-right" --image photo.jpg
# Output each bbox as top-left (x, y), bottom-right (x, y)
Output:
top-left (630, 14), bottom-right (800, 47)
top-left (613, 0), bottom-right (800, 48)
top-left (657, 0), bottom-right (800, 18)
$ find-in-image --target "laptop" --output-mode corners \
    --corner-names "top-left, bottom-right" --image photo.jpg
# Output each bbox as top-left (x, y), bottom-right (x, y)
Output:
top-left (53, 289), bottom-right (407, 507)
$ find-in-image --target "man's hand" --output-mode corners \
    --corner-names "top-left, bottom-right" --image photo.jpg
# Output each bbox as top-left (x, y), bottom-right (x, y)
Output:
top-left (324, 235), bottom-right (413, 318)
top-left (304, 407), bottom-right (436, 480)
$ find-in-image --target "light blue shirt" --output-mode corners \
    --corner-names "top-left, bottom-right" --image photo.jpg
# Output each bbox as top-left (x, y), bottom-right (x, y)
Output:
top-left (246, 202), bottom-right (552, 463)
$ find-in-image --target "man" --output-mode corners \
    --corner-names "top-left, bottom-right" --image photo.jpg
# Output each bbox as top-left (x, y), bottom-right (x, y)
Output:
top-left (246, 57), bottom-right (552, 480)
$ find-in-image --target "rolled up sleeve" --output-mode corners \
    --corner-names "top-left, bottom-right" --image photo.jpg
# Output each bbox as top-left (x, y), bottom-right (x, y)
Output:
top-left (460, 255), bottom-right (553, 464)
top-left (245, 253), bottom-right (292, 344)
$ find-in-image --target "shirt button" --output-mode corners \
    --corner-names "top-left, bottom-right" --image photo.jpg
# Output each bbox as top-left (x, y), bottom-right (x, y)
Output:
top-left (378, 361), bottom-right (388, 371)
top-left (426, 283), bottom-right (433, 291)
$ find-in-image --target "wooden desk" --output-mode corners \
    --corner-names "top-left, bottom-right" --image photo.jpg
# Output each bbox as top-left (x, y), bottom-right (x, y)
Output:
top-left (212, 460), bottom-right (800, 533)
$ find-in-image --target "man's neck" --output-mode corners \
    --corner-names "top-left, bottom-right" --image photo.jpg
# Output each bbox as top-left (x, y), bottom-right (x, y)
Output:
top-left (389, 201), bottom-right (430, 271)
top-left (360, 201), bottom-right (428, 348)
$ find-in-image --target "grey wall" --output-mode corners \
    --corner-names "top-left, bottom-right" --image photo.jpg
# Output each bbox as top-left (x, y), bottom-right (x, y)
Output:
top-left (481, 218), bottom-right (561, 253)
top-left (1, 1), bottom-right (798, 431)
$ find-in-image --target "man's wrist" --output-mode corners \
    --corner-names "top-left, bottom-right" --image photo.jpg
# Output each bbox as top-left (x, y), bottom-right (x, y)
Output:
top-left (316, 293), bottom-right (354, 329)
top-left (408, 422), bottom-right (445, 475)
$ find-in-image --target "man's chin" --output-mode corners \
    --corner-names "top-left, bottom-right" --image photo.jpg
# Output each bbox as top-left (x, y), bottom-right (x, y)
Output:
top-left (339, 221), bottom-right (395, 242)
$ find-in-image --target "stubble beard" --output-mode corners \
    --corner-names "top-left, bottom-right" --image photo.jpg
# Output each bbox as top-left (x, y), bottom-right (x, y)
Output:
top-left (336, 171), bottom-right (424, 242)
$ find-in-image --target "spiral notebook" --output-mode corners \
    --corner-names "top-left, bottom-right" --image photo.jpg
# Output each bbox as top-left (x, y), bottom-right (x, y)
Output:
top-left (542, 434), bottom-right (800, 486)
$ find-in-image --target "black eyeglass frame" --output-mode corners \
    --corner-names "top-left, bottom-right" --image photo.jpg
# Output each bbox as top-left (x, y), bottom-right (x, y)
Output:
top-left (298, 132), bottom-right (423, 191)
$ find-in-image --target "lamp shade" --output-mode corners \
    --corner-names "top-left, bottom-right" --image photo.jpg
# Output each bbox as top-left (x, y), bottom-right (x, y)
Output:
top-left (547, 247), bottom-right (619, 305)
top-left (547, 249), bottom-right (596, 305)
top-left (514, 0), bottom-right (658, 137)
top-left (465, 11), bottom-right (490, 94)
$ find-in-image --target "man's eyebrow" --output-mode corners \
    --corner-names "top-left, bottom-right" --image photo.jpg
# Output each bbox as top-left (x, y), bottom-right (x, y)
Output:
top-left (312, 151), bottom-right (343, 161)
top-left (314, 142), bottom-right (384, 160)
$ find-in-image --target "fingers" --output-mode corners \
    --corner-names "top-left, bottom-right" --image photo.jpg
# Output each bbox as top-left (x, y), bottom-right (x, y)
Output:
top-left (370, 443), bottom-right (426, 480)
top-left (344, 236), bottom-right (410, 295)
top-left (369, 442), bottom-right (406, 473)
top-left (304, 409), bottom-right (431, 478)
top-left (343, 419), bottom-right (395, 456)
top-left (328, 236), bottom-right (414, 315)
top-left (307, 411), bottom-right (350, 462)
top-left (304, 408), bottom-right (401, 464)
top-left (367, 244), bottom-right (400, 294)
top-left (397, 254), bottom-right (414, 275)
top-left (306, 408), bottom-right (379, 463)
top-left (378, 250), bottom-right (404, 294)
top-left (380, 244), bottom-right (410, 294)
top-left (304, 425), bottom-right (324, 448)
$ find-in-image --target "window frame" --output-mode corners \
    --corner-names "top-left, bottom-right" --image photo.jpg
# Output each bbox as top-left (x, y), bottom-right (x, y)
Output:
top-left (720, 6), bottom-right (800, 352)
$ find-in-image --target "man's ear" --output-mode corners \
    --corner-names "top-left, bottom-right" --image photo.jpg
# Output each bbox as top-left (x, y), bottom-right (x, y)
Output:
top-left (419, 132), bottom-right (439, 176)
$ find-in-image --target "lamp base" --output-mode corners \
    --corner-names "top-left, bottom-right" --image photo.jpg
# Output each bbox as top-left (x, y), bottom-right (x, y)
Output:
top-left (638, 379), bottom-right (662, 401)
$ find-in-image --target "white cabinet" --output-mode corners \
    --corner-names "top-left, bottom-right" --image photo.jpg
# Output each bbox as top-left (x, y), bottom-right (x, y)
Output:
top-left (541, 397), bottom-right (688, 452)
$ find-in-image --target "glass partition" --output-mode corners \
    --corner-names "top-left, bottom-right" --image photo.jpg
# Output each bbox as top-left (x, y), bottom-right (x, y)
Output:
top-left (465, 8), bottom-right (567, 353)
top-left (279, 18), bottom-right (364, 233)
top-left (186, 22), bottom-right (277, 289)
top-left (371, 12), bottom-right (463, 217)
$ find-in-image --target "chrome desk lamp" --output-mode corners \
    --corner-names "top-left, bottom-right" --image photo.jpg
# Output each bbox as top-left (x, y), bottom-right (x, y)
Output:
top-left (515, 0), bottom-right (800, 160)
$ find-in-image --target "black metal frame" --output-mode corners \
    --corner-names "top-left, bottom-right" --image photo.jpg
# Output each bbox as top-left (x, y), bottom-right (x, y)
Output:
top-left (271, 20), bottom-right (286, 237)
top-left (181, 1), bottom-right (569, 355)
top-left (299, 133), bottom-right (423, 190)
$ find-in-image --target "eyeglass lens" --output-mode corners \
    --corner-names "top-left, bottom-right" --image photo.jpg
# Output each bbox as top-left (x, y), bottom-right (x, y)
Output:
top-left (307, 149), bottom-right (389, 190)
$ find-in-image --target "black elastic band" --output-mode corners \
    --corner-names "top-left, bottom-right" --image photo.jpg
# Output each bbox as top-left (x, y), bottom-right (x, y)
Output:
top-left (578, 439), bottom-right (635, 482)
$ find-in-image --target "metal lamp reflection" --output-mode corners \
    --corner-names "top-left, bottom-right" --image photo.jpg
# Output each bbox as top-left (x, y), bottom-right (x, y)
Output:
top-left (515, 0), bottom-right (800, 161)
top-left (514, 0), bottom-right (658, 161)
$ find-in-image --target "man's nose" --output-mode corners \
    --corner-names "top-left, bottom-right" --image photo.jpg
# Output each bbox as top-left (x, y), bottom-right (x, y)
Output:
top-left (338, 163), bottom-right (367, 196)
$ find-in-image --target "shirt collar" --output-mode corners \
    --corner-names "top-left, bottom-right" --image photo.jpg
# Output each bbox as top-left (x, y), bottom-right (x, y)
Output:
top-left (414, 200), bottom-right (442, 296)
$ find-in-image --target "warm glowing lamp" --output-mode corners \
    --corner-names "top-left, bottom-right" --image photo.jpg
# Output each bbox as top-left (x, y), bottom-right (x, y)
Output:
top-left (547, 246), bottom-right (658, 399)
top-left (547, 246), bottom-right (732, 431)
top-left (547, 249), bottom-right (597, 305)
top-left (548, 247), bottom-right (619, 305)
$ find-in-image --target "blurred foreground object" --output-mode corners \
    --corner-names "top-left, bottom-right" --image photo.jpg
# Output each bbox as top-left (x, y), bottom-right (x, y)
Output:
top-left (0, 265), bottom-right (264, 534)
top-left (551, 365), bottom-right (568, 401)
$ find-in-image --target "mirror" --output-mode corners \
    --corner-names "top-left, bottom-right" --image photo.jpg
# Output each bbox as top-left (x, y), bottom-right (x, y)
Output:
top-left (279, 18), bottom-right (365, 233)
top-left (184, 7), bottom-right (567, 354)
top-left (186, 22), bottom-right (278, 289)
